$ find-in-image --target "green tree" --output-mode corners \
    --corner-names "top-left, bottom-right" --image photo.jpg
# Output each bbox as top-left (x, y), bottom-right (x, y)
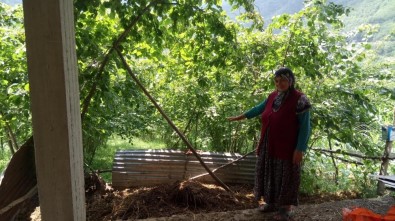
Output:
top-left (0, 3), bottom-right (31, 156)
top-left (1, 0), bottom-right (394, 195)
top-left (73, 0), bottom-right (258, 162)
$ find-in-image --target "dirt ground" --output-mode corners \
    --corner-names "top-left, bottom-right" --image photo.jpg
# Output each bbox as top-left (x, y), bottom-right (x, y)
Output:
top-left (15, 174), bottom-right (395, 221)
top-left (135, 195), bottom-right (395, 221)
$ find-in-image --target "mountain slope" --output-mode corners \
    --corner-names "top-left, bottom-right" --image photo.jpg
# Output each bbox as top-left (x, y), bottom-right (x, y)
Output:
top-left (249, 0), bottom-right (394, 57)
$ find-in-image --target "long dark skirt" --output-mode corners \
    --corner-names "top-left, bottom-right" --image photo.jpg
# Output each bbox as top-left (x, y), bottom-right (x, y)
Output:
top-left (254, 134), bottom-right (301, 207)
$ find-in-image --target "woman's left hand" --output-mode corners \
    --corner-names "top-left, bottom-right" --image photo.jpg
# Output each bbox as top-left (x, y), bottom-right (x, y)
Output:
top-left (292, 150), bottom-right (303, 165)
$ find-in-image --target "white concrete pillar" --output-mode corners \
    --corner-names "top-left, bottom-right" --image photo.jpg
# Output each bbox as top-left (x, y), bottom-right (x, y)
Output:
top-left (23, 0), bottom-right (86, 220)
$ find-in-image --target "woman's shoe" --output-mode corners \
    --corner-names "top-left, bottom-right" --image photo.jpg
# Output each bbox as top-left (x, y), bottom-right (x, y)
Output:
top-left (273, 207), bottom-right (293, 220)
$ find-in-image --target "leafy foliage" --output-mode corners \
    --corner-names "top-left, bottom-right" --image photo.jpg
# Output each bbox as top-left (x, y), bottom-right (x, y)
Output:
top-left (0, 3), bottom-right (31, 154)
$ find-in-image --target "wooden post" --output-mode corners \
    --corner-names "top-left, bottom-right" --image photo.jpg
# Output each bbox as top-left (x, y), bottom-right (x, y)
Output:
top-left (377, 105), bottom-right (395, 195)
top-left (23, 0), bottom-right (86, 220)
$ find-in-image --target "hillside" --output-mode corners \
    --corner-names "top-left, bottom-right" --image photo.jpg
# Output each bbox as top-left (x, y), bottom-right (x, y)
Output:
top-left (334, 0), bottom-right (395, 56)
top-left (232, 0), bottom-right (395, 57)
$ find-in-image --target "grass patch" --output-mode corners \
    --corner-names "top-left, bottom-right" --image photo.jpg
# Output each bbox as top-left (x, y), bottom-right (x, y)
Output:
top-left (0, 137), bottom-right (165, 183)
top-left (89, 136), bottom-right (166, 183)
top-left (0, 137), bottom-right (166, 183)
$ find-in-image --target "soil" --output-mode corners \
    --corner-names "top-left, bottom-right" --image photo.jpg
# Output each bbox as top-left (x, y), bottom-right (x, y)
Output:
top-left (14, 173), bottom-right (395, 221)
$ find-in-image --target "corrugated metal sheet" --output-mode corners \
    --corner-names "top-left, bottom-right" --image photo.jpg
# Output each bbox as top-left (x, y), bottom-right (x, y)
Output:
top-left (112, 149), bottom-right (257, 189)
top-left (373, 175), bottom-right (395, 190)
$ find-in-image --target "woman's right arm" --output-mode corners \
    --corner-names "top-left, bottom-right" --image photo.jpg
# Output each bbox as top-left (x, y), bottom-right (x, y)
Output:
top-left (244, 99), bottom-right (267, 119)
top-left (227, 99), bottom-right (267, 121)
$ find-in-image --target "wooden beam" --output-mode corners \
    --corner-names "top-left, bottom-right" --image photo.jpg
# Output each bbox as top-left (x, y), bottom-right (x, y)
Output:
top-left (22, 0), bottom-right (86, 220)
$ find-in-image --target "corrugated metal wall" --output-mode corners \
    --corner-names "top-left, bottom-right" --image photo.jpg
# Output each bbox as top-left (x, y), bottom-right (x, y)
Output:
top-left (112, 149), bottom-right (257, 189)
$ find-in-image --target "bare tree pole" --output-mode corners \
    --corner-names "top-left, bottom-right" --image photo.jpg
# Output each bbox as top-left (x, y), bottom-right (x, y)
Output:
top-left (189, 149), bottom-right (255, 180)
top-left (377, 105), bottom-right (395, 195)
top-left (115, 48), bottom-right (232, 193)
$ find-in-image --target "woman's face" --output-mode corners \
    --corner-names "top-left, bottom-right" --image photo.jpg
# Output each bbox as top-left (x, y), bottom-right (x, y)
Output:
top-left (274, 76), bottom-right (290, 92)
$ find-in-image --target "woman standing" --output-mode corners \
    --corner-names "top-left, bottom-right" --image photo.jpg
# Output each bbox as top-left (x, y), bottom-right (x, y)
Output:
top-left (227, 67), bottom-right (311, 220)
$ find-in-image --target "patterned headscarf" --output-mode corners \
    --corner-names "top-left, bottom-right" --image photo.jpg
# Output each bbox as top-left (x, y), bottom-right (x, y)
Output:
top-left (274, 67), bottom-right (295, 90)
top-left (272, 67), bottom-right (296, 112)
top-left (272, 67), bottom-right (311, 113)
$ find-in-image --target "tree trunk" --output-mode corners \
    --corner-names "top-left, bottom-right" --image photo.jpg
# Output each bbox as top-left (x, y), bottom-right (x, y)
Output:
top-left (5, 123), bottom-right (18, 152)
top-left (7, 139), bottom-right (15, 155)
top-left (328, 137), bottom-right (339, 185)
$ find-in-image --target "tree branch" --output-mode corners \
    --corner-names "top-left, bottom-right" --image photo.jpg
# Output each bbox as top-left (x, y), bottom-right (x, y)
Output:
top-left (171, 112), bottom-right (197, 149)
top-left (312, 148), bottom-right (395, 161)
top-left (318, 151), bottom-right (363, 165)
top-left (328, 137), bottom-right (339, 184)
top-left (189, 149), bottom-right (255, 180)
top-left (80, 0), bottom-right (162, 121)
top-left (281, 22), bottom-right (296, 67)
top-left (0, 185), bottom-right (37, 215)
